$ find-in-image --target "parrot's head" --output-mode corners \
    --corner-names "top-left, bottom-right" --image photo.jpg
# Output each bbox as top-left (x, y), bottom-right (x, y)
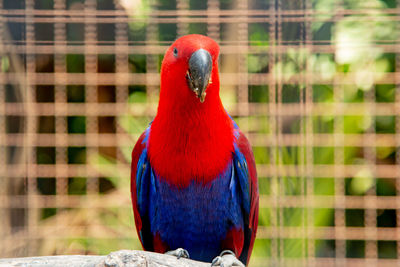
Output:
top-left (160, 34), bottom-right (220, 104)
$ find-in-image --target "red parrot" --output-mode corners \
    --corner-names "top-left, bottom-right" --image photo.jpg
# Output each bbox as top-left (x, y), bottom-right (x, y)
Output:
top-left (130, 34), bottom-right (259, 266)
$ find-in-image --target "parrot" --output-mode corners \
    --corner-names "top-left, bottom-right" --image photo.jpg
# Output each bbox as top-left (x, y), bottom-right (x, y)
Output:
top-left (130, 34), bottom-right (259, 267)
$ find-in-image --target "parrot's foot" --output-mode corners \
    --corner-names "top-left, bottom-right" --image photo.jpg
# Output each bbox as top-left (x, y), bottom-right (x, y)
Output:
top-left (165, 248), bottom-right (190, 259)
top-left (211, 250), bottom-right (244, 267)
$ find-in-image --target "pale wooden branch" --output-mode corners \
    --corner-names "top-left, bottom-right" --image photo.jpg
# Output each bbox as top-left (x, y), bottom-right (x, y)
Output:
top-left (0, 250), bottom-right (210, 267)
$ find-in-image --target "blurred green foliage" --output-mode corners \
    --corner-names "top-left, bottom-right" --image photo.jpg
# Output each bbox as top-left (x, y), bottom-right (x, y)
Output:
top-left (29, 0), bottom-right (399, 264)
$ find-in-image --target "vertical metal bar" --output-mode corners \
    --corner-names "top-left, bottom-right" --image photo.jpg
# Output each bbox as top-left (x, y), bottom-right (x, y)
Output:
top-left (237, 0), bottom-right (249, 132)
top-left (305, 0), bottom-right (315, 265)
top-left (146, 1), bottom-right (158, 109)
top-left (276, 0), bottom-right (284, 265)
top-left (114, 0), bottom-right (130, 235)
top-left (395, 0), bottom-right (400, 263)
top-left (333, 74), bottom-right (346, 267)
top-left (54, 0), bottom-right (67, 236)
top-left (0, 0), bottom-right (8, 248)
top-left (364, 65), bottom-right (377, 267)
top-left (207, 0), bottom-right (219, 42)
top-left (85, 0), bottom-right (98, 196)
top-left (299, 1), bottom-right (306, 265)
top-left (333, 2), bottom-right (345, 265)
top-left (25, 0), bottom-right (38, 256)
top-left (268, 1), bottom-right (278, 265)
top-left (84, 0), bottom-right (98, 242)
top-left (176, 0), bottom-right (189, 36)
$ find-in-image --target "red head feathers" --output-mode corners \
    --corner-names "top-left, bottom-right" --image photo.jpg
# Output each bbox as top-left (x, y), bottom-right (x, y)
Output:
top-left (148, 34), bottom-right (234, 187)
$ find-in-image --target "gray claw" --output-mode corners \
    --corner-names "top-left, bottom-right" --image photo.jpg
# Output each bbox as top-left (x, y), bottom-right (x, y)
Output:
top-left (165, 248), bottom-right (190, 259)
top-left (211, 250), bottom-right (244, 267)
top-left (211, 256), bottom-right (222, 266)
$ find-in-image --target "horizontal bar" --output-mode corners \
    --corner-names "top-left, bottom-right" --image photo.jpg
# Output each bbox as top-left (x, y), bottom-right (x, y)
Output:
top-left (1, 222), bottom-right (399, 242)
top-left (260, 195), bottom-right (400, 209)
top-left (1, 8), bottom-right (399, 17)
top-left (1, 43), bottom-right (399, 54)
top-left (1, 102), bottom-right (399, 116)
top-left (0, 163), bottom-right (398, 178)
top-left (257, 226), bottom-right (400, 241)
top-left (2, 14), bottom-right (400, 24)
top-left (0, 133), bottom-right (397, 147)
top-left (2, 194), bottom-right (400, 210)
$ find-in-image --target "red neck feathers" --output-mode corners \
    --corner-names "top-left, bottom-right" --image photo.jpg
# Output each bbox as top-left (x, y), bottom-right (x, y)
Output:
top-left (148, 35), bottom-right (233, 187)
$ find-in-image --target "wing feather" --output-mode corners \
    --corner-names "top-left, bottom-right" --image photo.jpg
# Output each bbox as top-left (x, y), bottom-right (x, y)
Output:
top-left (232, 124), bottom-right (259, 264)
top-left (130, 128), bottom-right (154, 251)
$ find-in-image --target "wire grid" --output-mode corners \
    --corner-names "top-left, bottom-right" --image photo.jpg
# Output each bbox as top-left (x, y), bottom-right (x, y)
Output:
top-left (1, 0), bottom-right (400, 266)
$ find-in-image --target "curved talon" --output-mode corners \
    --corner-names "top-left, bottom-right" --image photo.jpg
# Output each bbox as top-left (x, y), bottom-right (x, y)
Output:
top-left (165, 248), bottom-right (190, 259)
top-left (211, 256), bottom-right (222, 266)
top-left (220, 250), bottom-right (236, 257)
top-left (211, 250), bottom-right (244, 267)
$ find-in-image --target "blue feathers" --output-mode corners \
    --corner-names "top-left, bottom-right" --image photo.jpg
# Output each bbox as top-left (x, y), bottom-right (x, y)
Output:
top-left (233, 143), bottom-right (251, 215)
top-left (149, 163), bottom-right (243, 261)
top-left (136, 128), bottom-right (150, 216)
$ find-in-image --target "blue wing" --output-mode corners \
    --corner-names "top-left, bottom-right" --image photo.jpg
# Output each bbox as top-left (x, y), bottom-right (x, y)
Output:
top-left (231, 119), bottom-right (259, 264)
top-left (130, 127), bottom-right (155, 251)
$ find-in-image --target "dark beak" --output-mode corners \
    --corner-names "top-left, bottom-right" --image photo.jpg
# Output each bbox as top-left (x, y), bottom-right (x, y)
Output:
top-left (186, 49), bottom-right (212, 103)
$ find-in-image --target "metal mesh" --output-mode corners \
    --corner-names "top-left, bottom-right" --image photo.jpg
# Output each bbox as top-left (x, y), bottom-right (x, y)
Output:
top-left (1, 0), bottom-right (400, 266)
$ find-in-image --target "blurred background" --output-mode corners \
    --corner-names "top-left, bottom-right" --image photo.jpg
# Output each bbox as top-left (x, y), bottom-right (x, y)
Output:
top-left (0, 0), bottom-right (399, 266)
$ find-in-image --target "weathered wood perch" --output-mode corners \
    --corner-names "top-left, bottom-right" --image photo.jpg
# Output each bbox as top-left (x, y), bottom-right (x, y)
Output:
top-left (0, 250), bottom-right (210, 267)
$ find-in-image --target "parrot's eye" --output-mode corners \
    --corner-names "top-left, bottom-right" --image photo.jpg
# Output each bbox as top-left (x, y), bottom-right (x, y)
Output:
top-left (173, 47), bottom-right (178, 57)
